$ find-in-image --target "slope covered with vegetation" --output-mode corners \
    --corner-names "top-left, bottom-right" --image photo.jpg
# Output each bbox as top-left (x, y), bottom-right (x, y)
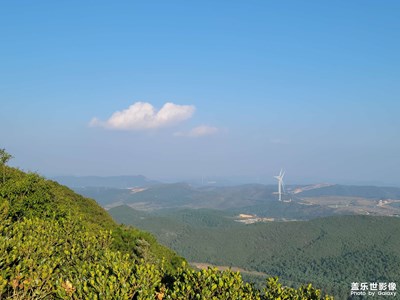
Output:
top-left (0, 166), bottom-right (182, 269)
top-left (110, 206), bottom-right (400, 299)
top-left (0, 154), bottom-right (331, 299)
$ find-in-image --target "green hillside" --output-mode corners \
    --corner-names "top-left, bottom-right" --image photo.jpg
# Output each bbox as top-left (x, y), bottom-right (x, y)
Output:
top-left (0, 159), bottom-right (332, 299)
top-left (0, 166), bottom-right (182, 269)
top-left (110, 205), bottom-right (400, 299)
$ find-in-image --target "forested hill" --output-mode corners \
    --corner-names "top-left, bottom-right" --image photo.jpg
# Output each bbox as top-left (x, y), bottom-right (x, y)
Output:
top-left (0, 164), bottom-right (332, 299)
top-left (110, 206), bottom-right (400, 299)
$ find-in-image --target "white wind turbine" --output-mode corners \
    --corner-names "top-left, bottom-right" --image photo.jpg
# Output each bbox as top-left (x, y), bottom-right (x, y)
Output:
top-left (274, 169), bottom-right (285, 201)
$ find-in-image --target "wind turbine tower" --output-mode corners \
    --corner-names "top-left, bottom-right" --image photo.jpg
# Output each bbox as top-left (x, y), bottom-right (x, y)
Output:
top-left (274, 169), bottom-right (285, 201)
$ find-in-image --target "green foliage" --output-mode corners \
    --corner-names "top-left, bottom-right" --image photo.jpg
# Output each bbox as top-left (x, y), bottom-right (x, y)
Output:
top-left (0, 162), bottom-right (331, 299)
top-left (0, 149), bottom-right (13, 165)
top-left (263, 277), bottom-right (333, 300)
top-left (166, 262), bottom-right (260, 299)
top-left (0, 148), bottom-right (13, 184)
top-left (0, 216), bottom-right (164, 299)
top-left (0, 213), bottom-right (330, 299)
top-left (1, 172), bottom-right (56, 220)
top-left (0, 166), bottom-right (184, 270)
top-left (111, 205), bottom-right (400, 299)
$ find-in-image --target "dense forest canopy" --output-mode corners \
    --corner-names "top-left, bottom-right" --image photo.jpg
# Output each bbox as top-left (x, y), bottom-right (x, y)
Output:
top-left (109, 204), bottom-right (400, 298)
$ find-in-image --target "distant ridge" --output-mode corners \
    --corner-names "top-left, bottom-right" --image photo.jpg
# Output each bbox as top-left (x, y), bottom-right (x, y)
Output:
top-left (52, 175), bottom-right (159, 188)
top-left (297, 184), bottom-right (400, 199)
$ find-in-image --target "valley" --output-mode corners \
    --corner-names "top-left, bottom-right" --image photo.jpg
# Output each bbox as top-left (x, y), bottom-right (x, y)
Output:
top-left (71, 181), bottom-right (400, 220)
top-left (108, 206), bottom-right (400, 299)
top-left (63, 177), bottom-right (400, 298)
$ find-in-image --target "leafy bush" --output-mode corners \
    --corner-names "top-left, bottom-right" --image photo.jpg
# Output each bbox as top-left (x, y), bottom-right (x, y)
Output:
top-left (165, 262), bottom-right (260, 299)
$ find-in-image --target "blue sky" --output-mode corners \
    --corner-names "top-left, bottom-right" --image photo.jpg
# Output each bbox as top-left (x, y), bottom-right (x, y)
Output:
top-left (1, 1), bottom-right (399, 185)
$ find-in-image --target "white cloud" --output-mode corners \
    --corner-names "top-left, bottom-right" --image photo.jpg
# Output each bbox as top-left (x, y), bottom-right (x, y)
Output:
top-left (90, 102), bottom-right (195, 130)
top-left (174, 125), bottom-right (219, 137)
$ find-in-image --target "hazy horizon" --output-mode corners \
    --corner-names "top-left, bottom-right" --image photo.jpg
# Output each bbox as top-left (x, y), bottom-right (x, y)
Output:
top-left (50, 173), bottom-right (400, 188)
top-left (1, 1), bottom-right (399, 186)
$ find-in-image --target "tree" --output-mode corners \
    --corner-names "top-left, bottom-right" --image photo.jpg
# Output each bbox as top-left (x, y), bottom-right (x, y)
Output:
top-left (0, 148), bottom-right (13, 184)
